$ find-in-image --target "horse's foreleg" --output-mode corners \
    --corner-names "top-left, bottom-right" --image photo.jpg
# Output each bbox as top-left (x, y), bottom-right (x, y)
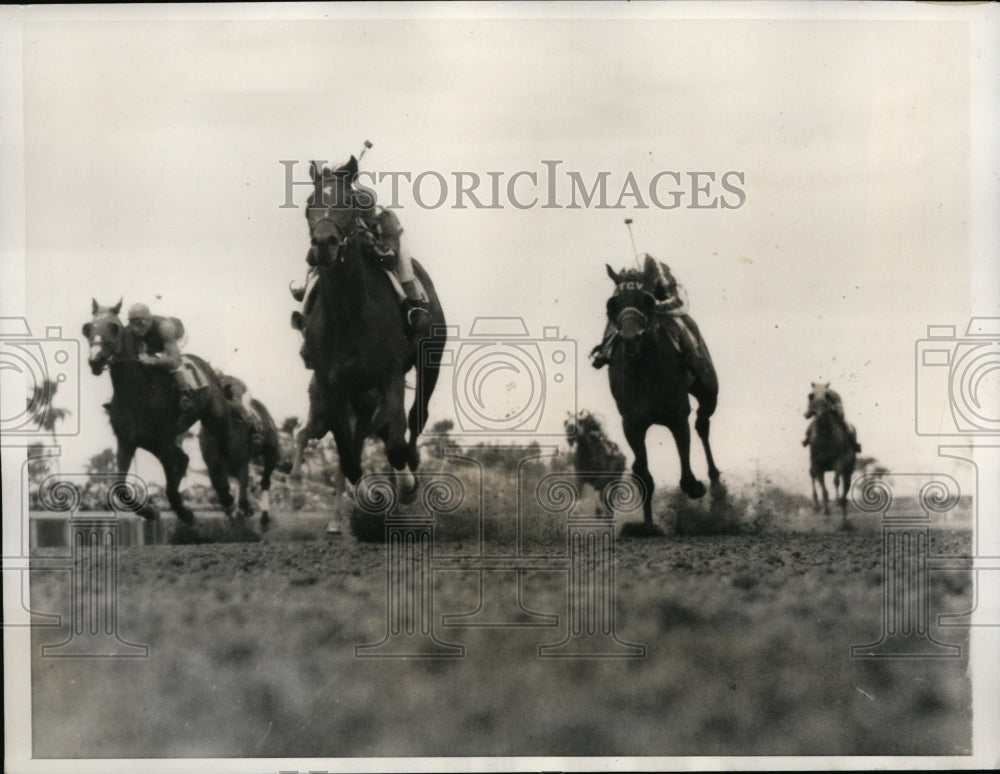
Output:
top-left (259, 447), bottom-right (276, 527)
top-left (668, 417), bottom-right (706, 500)
top-left (200, 434), bottom-right (235, 519)
top-left (407, 340), bottom-right (443, 471)
top-left (690, 381), bottom-right (720, 487)
top-left (383, 380), bottom-right (416, 503)
top-left (810, 472), bottom-right (821, 512)
top-left (818, 472), bottom-right (830, 516)
top-left (694, 411), bottom-right (721, 488)
top-left (153, 444), bottom-right (196, 524)
top-left (117, 444), bottom-right (159, 521)
top-left (236, 463), bottom-right (251, 519)
top-left (624, 423), bottom-right (655, 525)
top-left (838, 468), bottom-right (852, 522)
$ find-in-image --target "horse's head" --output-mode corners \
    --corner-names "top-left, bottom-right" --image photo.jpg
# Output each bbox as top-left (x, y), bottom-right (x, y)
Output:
top-left (605, 258), bottom-right (661, 357)
top-left (81, 298), bottom-right (125, 375)
top-left (805, 382), bottom-right (834, 419)
top-left (305, 156), bottom-right (369, 266)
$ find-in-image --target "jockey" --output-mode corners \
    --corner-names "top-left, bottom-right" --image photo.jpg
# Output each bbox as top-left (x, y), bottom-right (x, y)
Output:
top-left (590, 255), bottom-right (717, 393)
top-left (125, 303), bottom-right (197, 416)
top-left (290, 153), bottom-right (431, 357)
top-left (803, 385), bottom-right (862, 453)
top-left (215, 371), bottom-right (264, 453)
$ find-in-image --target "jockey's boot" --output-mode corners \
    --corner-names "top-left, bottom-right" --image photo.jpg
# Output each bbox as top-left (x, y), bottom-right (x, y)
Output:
top-left (289, 282), bottom-right (306, 303)
top-left (299, 342), bottom-right (314, 370)
top-left (590, 321), bottom-right (616, 369)
top-left (590, 339), bottom-right (613, 369)
top-left (176, 388), bottom-right (200, 431)
top-left (401, 280), bottom-right (430, 331)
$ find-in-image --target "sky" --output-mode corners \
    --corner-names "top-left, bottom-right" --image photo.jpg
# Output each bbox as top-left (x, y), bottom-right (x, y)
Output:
top-left (2, 4), bottom-right (998, 499)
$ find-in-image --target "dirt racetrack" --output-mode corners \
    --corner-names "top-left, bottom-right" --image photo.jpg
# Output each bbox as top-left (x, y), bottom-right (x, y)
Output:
top-left (29, 509), bottom-right (973, 760)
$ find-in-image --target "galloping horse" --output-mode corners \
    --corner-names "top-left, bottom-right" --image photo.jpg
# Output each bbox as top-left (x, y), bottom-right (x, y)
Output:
top-left (82, 299), bottom-right (235, 522)
top-left (291, 160), bottom-right (446, 522)
top-left (603, 259), bottom-right (721, 529)
top-left (202, 388), bottom-right (280, 526)
top-left (805, 382), bottom-right (856, 522)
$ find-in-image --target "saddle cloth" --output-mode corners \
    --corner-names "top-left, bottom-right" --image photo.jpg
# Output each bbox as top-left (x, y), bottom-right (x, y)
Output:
top-left (176, 356), bottom-right (212, 391)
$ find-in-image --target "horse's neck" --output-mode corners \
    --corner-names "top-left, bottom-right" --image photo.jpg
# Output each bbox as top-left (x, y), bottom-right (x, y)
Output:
top-left (815, 408), bottom-right (846, 435)
top-left (322, 250), bottom-right (387, 327)
top-left (109, 360), bottom-right (158, 408)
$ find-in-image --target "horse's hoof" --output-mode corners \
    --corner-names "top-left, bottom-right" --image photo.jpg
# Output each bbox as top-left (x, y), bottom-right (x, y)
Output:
top-left (619, 521), bottom-right (665, 538)
top-left (681, 478), bottom-right (707, 499)
top-left (138, 505), bottom-right (161, 522)
top-left (325, 521), bottom-right (343, 537)
top-left (176, 511), bottom-right (195, 525)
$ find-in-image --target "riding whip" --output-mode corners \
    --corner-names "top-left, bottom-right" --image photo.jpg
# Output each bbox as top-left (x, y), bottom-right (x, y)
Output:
top-left (624, 218), bottom-right (641, 271)
top-left (358, 139), bottom-right (373, 162)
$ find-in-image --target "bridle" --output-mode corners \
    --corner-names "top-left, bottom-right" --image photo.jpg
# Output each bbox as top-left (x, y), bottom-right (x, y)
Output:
top-left (83, 312), bottom-right (127, 373)
top-left (610, 279), bottom-right (657, 339)
top-left (307, 185), bottom-right (367, 266)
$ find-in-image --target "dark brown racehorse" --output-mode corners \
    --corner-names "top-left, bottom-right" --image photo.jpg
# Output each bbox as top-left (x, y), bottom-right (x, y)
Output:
top-left (291, 159), bottom-right (446, 525)
top-left (202, 392), bottom-right (280, 526)
top-left (82, 300), bottom-right (235, 522)
top-left (603, 259), bottom-right (721, 530)
top-left (805, 383), bottom-right (856, 522)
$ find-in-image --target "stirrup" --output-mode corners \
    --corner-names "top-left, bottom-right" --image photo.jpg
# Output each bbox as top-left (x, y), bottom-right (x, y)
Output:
top-left (405, 302), bottom-right (431, 331)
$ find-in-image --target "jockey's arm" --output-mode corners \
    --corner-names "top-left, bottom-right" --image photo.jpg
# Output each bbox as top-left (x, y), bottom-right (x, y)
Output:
top-left (139, 320), bottom-right (183, 370)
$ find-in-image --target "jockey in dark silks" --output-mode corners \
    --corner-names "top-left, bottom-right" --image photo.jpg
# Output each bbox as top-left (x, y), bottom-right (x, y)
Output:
top-left (126, 303), bottom-right (198, 419)
top-left (590, 256), bottom-right (718, 395)
top-left (290, 152), bottom-right (431, 369)
top-left (215, 371), bottom-right (264, 452)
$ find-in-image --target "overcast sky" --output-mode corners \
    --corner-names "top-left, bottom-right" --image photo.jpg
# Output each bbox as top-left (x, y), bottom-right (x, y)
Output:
top-left (3, 4), bottom-right (998, 497)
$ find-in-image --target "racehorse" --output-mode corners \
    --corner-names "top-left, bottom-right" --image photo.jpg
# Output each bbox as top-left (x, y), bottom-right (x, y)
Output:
top-left (603, 260), bottom-right (721, 530)
top-left (291, 160), bottom-right (446, 526)
top-left (82, 299), bottom-right (235, 522)
top-left (805, 383), bottom-right (856, 522)
top-left (201, 391), bottom-right (280, 527)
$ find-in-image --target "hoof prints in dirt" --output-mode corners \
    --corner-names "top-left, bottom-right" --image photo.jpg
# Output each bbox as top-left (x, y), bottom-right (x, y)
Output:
top-left (169, 520), bottom-right (262, 545)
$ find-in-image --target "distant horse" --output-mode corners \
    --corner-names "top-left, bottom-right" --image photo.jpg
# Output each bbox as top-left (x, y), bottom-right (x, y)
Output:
top-left (82, 299), bottom-right (236, 522)
top-left (564, 410), bottom-right (626, 505)
top-left (603, 259), bottom-right (721, 530)
top-left (202, 389), bottom-right (280, 526)
top-left (291, 159), bottom-right (446, 527)
top-left (805, 382), bottom-right (856, 522)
